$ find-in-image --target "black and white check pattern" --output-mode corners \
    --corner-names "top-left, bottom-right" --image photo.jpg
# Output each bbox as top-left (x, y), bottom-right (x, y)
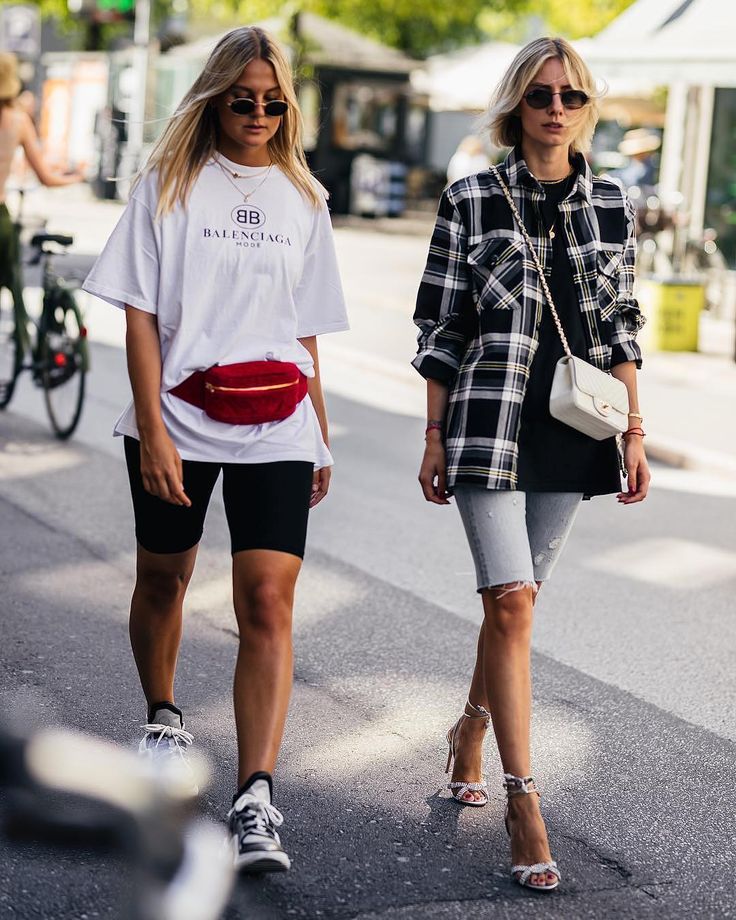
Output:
top-left (412, 147), bottom-right (645, 491)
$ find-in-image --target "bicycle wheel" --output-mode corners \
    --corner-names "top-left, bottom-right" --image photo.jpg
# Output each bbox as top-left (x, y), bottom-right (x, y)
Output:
top-left (39, 291), bottom-right (88, 439)
top-left (0, 292), bottom-right (21, 409)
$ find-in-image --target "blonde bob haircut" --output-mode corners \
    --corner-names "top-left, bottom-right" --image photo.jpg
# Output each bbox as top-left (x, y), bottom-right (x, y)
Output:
top-left (141, 26), bottom-right (322, 217)
top-left (486, 37), bottom-right (602, 155)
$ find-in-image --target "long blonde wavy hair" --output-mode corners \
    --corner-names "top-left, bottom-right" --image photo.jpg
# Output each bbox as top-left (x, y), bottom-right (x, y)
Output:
top-left (142, 26), bottom-right (322, 217)
top-left (485, 37), bottom-right (602, 155)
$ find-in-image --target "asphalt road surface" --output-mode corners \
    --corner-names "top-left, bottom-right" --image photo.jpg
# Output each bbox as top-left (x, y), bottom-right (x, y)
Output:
top-left (1, 330), bottom-right (735, 920)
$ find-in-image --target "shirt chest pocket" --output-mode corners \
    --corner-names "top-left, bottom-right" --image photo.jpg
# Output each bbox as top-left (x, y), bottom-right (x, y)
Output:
top-left (596, 247), bottom-right (623, 321)
top-left (467, 236), bottom-right (526, 311)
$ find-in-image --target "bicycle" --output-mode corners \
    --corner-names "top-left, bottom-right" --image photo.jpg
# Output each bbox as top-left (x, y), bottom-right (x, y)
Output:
top-left (0, 187), bottom-right (89, 439)
top-left (0, 715), bottom-right (236, 920)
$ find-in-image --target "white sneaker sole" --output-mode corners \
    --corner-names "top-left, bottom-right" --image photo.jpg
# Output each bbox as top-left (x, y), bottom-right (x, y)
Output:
top-left (232, 840), bottom-right (291, 873)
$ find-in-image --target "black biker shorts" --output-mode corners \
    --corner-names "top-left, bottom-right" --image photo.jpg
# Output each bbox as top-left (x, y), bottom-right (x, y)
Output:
top-left (124, 436), bottom-right (314, 557)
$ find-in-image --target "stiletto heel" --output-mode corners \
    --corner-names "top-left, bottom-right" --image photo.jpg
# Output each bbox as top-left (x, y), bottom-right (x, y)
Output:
top-left (444, 700), bottom-right (491, 806)
top-left (503, 773), bottom-right (560, 892)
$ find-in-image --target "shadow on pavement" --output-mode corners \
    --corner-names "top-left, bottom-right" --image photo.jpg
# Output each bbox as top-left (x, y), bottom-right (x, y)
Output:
top-left (0, 413), bottom-right (734, 920)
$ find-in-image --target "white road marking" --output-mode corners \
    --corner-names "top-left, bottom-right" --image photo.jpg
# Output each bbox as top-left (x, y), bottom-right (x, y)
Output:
top-left (0, 438), bottom-right (84, 480)
top-left (586, 537), bottom-right (736, 588)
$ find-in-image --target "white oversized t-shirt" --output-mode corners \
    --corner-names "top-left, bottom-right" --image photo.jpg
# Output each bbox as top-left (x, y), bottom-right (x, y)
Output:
top-left (83, 154), bottom-right (349, 466)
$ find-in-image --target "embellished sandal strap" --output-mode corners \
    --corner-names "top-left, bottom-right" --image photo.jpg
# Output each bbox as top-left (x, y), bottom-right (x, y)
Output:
top-left (464, 699), bottom-right (491, 724)
top-left (448, 780), bottom-right (488, 792)
top-left (511, 862), bottom-right (561, 886)
top-left (503, 773), bottom-right (539, 796)
top-left (448, 780), bottom-right (489, 802)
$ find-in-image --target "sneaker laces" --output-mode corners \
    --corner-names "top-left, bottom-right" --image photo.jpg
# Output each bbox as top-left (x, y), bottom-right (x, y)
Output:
top-left (229, 795), bottom-right (284, 837)
top-left (141, 722), bottom-right (194, 762)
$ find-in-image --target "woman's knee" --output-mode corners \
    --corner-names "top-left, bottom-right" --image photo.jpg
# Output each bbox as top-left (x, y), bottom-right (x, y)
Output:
top-left (482, 581), bottom-right (535, 639)
top-left (237, 580), bottom-right (293, 638)
top-left (134, 563), bottom-right (192, 608)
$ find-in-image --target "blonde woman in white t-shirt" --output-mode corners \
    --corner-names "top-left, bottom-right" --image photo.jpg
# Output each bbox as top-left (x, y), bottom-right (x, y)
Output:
top-left (83, 26), bottom-right (348, 873)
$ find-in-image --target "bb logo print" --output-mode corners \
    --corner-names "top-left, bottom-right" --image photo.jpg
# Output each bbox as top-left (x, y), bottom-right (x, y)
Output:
top-left (231, 204), bottom-right (266, 229)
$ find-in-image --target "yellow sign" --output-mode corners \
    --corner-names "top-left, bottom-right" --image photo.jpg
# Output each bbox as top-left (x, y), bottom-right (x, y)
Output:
top-left (636, 278), bottom-right (705, 352)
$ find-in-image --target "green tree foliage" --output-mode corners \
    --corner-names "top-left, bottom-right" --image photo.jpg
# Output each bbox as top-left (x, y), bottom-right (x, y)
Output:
top-left (25, 0), bottom-right (69, 20)
top-left (205, 0), bottom-right (636, 54)
top-left (480, 0), bottom-right (637, 43)
top-left (25, 0), bottom-right (637, 54)
top-left (311, 0), bottom-right (526, 57)
top-left (185, 0), bottom-right (528, 57)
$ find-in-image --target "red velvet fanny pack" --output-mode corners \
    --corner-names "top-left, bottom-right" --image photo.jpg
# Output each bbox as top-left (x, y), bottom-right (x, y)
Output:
top-left (169, 361), bottom-right (308, 425)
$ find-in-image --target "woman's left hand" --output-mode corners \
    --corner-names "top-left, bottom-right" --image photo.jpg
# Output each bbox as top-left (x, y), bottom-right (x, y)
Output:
top-left (310, 466), bottom-right (331, 507)
top-left (617, 437), bottom-right (651, 504)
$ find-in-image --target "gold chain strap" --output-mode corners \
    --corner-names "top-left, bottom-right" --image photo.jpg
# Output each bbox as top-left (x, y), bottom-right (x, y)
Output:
top-left (488, 164), bottom-right (573, 358)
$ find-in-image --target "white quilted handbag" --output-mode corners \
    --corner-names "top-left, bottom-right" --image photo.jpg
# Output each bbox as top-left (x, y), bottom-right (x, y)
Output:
top-left (549, 355), bottom-right (628, 439)
top-left (489, 165), bottom-right (629, 440)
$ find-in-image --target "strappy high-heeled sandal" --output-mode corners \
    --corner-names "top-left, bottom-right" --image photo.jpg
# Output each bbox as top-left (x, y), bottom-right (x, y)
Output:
top-left (445, 700), bottom-right (491, 806)
top-left (503, 773), bottom-right (561, 892)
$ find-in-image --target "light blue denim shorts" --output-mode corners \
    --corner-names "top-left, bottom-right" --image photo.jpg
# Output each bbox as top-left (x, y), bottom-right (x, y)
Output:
top-left (454, 488), bottom-right (583, 593)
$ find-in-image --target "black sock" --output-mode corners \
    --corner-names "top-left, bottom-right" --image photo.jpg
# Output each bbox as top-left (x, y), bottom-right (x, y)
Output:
top-left (147, 700), bottom-right (183, 725)
top-left (233, 771), bottom-right (273, 805)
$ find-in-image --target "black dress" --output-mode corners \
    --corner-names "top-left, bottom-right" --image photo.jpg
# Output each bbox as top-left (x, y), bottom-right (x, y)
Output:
top-left (516, 172), bottom-right (621, 496)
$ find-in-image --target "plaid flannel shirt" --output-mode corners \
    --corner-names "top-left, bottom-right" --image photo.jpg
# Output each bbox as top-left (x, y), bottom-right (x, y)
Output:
top-left (412, 147), bottom-right (645, 491)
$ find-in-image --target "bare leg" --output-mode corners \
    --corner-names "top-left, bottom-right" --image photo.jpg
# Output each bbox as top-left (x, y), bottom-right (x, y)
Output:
top-left (453, 582), bottom-right (545, 804)
top-left (481, 585), bottom-right (534, 773)
top-left (480, 582), bottom-right (557, 888)
top-left (129, 544), bottom-right (198, 707)
top-left (231, 549), bottom-right (302, 786)
top-left (450, 623), bottom-right (490, 803)
top-left (468, 621), bottom-right (489, 706)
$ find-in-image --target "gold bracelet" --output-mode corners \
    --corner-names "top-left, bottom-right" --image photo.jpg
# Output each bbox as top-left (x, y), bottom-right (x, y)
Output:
top-left (628, 412), bottom-right (644, 420)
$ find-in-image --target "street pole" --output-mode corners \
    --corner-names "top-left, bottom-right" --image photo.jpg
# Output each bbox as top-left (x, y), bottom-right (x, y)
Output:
top-left (126, 0), bottom-right (150, 175)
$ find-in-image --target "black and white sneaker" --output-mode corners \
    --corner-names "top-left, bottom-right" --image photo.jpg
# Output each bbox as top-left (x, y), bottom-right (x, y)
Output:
top-left (138, 702), bottom-right (198, 795)
top-left (228, 772), bottom-right (291, 873)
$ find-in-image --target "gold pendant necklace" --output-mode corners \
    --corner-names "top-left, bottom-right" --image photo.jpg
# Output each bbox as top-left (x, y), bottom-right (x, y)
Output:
top-left (215, 154), bottom-right (271, 180)
top-left (542, 171), bottom-right (573, 238)
top-left (215, 157), bottom-right (273, 203)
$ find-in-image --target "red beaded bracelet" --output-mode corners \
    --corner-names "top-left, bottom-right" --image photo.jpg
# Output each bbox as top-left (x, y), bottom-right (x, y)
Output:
top-left (425, 422), bottom-right (443, 436)
top-left (623, 428), bottom-right (646, 437)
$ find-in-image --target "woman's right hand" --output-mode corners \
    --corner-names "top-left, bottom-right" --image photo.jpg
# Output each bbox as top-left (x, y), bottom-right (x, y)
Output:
top-left (139, 429), bottom-right (191, 507)
top-left (418, 434), bottom-right (451, 505)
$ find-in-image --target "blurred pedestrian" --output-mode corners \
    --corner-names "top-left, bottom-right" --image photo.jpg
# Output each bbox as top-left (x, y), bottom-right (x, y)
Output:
top-left (446, 135), bottom-right (490, 185)
top-left (83, 26), bottom-right (348, 874)
top-left (413, 37), bottom-right (649, 893)
top-left (614, 127), bottom-right (660, 191)
top-left (9, 89), bottom-right (38, 187)
top-left (0, 53), bottom-right (82, 307)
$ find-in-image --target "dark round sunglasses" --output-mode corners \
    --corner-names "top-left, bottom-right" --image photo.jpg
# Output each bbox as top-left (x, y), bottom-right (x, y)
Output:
top-left (524, 88), bottom-right (589, 110)
top-left (227, 97), bottom-right (288, 117)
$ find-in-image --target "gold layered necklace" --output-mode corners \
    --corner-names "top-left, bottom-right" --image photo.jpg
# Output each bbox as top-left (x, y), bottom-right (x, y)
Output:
top-left (214, 155), bottom-right (273, 203)
top-left (540, 172), bottom-right (573, 238)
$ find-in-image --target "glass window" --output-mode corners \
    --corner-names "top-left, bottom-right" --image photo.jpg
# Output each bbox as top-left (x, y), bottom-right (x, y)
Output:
top-left (705, 88), bottom-right (736, 268)
top-left (331, 82), bottom-right (400, 152)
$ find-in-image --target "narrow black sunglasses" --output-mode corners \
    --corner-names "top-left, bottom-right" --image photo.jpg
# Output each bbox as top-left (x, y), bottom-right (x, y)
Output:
top-left (524, 88), bottom-right (589, 110)
top-left (228, 97), bottom-right (289, 116)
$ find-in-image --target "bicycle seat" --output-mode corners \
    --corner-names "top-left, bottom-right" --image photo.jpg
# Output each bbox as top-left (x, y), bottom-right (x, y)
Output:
top-left (31, 232), bottom-right (74, 248)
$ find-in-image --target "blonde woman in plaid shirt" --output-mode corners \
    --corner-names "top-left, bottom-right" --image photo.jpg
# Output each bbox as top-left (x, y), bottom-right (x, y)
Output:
top-left (413, 38), bottom-right (649, 892)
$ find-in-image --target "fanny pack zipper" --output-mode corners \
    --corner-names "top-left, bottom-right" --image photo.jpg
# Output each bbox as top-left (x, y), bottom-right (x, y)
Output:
top-left (205, 380), bottom-right (298, 394)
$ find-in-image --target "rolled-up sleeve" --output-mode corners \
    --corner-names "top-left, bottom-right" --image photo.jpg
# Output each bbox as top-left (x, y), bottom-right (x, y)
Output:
top-left (610, 195), bottom-right (646, 369)
top-left (412, 189), bottom-right (476, 383)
